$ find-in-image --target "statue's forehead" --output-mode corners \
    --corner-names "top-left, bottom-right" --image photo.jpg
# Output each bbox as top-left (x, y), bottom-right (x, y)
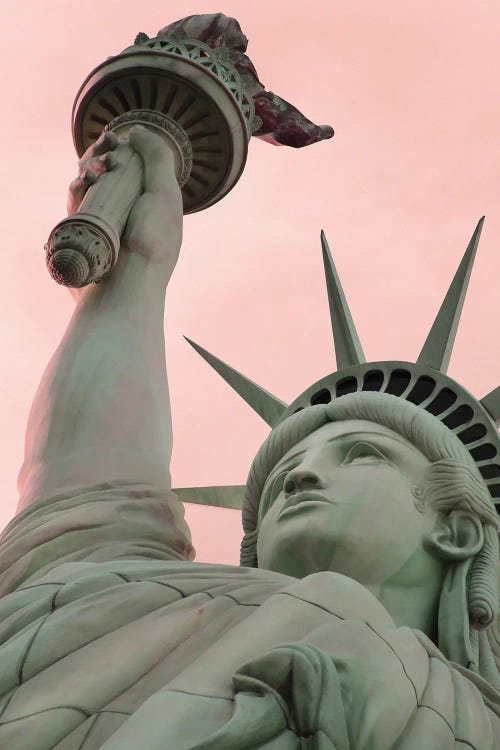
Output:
top-left (281, 419), bottom-right (417, 458)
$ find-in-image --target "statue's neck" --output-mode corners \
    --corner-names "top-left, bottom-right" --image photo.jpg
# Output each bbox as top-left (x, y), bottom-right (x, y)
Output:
top-left (370, 582), bottom-right (440, 641)
top-left (364, 557), bottom-right (445, 642)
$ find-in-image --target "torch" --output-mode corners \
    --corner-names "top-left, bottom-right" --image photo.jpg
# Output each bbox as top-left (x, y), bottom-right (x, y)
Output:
top-left (44, 31), bottom-right (259, 288)
top-left (45, 18), bottom-right (334, 288)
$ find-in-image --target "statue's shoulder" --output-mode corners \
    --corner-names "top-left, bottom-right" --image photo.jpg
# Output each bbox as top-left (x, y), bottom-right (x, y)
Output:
top-left (280, 571), bottom-right (396, 631)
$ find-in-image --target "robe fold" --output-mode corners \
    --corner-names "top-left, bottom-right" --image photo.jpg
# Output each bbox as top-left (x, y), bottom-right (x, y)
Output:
top-left (0, 480), bottom-right (499, 749)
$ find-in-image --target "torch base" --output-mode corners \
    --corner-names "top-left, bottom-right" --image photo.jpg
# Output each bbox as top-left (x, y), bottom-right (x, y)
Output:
top-left (72, 43), bottom-right (250, 214)
top-left (104, 109), bottom-right (193, 188)
top-left (45, 214), bottom-right (119, 287)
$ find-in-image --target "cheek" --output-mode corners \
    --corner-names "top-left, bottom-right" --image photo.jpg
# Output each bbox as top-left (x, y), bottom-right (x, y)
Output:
top-left (255, 506), bottom-right (270, 561)
top-left (337, 468), bottom-right (414, 511)
top-left (344, 488), bottom-right (428, 553)
top-left (256, 504), bottom-right (280, 552)
top-left (256, 499), bottom-right (297, 568)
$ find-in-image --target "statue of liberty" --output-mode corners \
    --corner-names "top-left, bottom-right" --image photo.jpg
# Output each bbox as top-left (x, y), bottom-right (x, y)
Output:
top-left (0, 14), bottom-right (499, 749)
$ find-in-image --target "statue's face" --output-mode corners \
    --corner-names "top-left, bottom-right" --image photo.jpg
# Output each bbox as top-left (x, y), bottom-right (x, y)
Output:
top-left (256, 419), bottom-right (440, 585)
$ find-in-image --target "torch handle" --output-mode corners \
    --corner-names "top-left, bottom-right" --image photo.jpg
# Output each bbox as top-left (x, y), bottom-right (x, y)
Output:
top-left (45, 140), bottom-right (143, 288)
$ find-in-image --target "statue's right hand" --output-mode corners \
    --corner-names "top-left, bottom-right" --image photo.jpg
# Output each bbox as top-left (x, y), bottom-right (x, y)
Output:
top-left (67, 131), bottom-right (118, 216)
top-left (66, 126), bottom-right (182, 285)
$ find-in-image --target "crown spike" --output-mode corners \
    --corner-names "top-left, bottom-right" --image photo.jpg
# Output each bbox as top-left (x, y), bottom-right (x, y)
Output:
top-left (417, 218), bottom-right (485, 373)
top-left (480, 386), bottom-right (500, 425)
top-left (321, 230), bottom-right (366, 369)
top-left (184, 337), bottom-right (288, 427)
top-left (173, 485), bottom-right (245, 510)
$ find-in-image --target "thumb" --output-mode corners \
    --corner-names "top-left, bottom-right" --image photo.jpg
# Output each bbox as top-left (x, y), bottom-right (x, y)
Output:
top-left (128, 125), bottom-right (177, 194)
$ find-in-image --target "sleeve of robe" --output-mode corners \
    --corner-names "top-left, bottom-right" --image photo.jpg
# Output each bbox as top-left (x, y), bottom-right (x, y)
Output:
top-left (0, 480), bottom-right (194, 597)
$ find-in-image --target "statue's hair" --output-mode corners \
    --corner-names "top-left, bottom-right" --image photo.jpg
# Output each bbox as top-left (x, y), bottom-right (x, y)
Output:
top-left (240, 391), bottom-right (500, 634)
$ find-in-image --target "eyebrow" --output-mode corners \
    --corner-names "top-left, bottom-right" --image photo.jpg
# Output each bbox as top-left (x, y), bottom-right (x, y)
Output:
top-left (268, 430), bottom-right (411, 478)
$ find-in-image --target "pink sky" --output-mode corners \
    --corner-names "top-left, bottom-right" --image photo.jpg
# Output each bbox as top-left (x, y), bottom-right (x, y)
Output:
top-left (0, 1), bottom-right (498, 565)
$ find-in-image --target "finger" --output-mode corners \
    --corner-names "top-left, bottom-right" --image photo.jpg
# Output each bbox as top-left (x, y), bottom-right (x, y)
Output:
top-left (82, 168), bottom-right (98, 186)
top-left (128, 125), bottom-right (176, 194)
top-left (77, 151), bottom-right (115, 179)
top-left (67, 170), bottom-right (97, 214)
top-left (103, 151), bottom-right (118, 170)
top-left (78, 130), bottom-right (118, 166)
top-left (67, 176), bottom-right (85, 215)
top-left (91, 130), bottom-right (118, 157)
top-left (68, 170), bottom-right (95, 199)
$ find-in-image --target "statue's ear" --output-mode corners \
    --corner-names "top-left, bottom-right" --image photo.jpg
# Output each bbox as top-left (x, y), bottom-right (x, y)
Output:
top-left (424, 510), bottom-right (484, 561)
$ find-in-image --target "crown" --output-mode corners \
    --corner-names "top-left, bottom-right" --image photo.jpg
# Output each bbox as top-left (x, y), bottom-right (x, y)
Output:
top-left (183, 218), bottom-right (500, 508)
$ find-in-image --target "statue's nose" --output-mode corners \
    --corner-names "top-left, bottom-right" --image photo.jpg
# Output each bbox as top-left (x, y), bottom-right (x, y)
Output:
top-left (284, 468), bottom-right (322, 495)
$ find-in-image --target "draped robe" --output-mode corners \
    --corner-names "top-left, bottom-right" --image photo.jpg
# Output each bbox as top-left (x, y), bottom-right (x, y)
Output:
top-left (0, 480), bottom-right (499, 749)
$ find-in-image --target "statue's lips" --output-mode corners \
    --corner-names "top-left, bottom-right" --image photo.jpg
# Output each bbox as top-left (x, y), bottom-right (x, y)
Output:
top-left (280, 491), bottom-right (332, 515)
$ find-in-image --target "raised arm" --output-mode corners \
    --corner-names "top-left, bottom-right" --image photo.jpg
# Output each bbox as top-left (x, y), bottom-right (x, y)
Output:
top-left (17, 126), bottom-right (183, 511)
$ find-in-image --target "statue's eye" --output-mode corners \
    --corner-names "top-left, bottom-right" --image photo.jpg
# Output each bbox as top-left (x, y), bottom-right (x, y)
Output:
top-left (269, 470), bottom-right (288, 500)
top-left (259, 469), bottom-right (290, 519)
top-left (342, 442), bottom-right (387, 465)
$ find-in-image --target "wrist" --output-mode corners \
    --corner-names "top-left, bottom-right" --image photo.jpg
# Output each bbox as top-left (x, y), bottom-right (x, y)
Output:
top-left (70, 251), bottom-right (169, 313)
